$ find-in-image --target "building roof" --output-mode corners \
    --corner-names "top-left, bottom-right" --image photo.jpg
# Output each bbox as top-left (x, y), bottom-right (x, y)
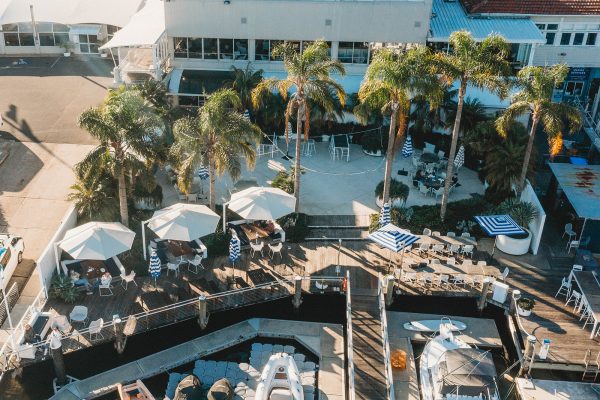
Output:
top-left (429, 0), bottom-right (545, 44)
top-left (100, 0), bottom-right (164, 49)
top-left (462, 0), bottom-right (600, 16)
top-left (548, 163), bottom-right (600, 220)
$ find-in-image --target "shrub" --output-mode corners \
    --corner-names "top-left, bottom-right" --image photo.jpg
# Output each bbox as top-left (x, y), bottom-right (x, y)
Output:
top-left (204, 231), bottom-right (231, 257)
top-left (369, 206), bottom-right (414, 232)
top-left (375, 179), bottom-right (409, 202)
top-left (361, 130), bottom-right (387, 154)
top-left (495, 198), bottom-right (537, 228)
top-left (49, 274), bottom-right (79, 303)
top-left (277, 213), bottom-right (309, 242)
top-left (517, 297), bottom-right (535, 311)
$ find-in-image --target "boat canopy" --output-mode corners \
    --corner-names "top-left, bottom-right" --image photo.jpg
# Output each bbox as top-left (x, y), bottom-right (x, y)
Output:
top-left (438, 348), bottom-right (497, 397)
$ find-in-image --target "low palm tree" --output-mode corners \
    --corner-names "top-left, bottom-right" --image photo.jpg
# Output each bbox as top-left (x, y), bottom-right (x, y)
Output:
top-left (172, 89), bottom-right (263, 210)
top-left (496, 64), bottom-right (582, 193)
top-left (67, 172), bottom-right (118, 221)
top-left (357, 46), bottom-right (442, 204)
top-left (252, 40), bottom-right (346, 212)
top-left (434, 31), bottom-right (511, 221)
top-left (78, 86), bottom-right (163, 226)
top-left (227, 63), bottom-right (264, 113)
top-left (445, 97), bottom-right (489, 136)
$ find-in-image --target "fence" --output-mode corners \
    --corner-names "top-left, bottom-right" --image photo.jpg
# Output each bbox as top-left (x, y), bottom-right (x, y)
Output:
top-left (0, 275), bottom-right (345, 371)
top-left (0, 283), bottom-right (19, 328)
top-left (378, 273), bottom-right (395, 400)
top-left (345, 271), bottom-right (356, 400)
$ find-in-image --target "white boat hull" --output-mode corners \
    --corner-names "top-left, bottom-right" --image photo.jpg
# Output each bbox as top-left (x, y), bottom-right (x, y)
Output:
top-left (256, 353), bottom-right (304, 400)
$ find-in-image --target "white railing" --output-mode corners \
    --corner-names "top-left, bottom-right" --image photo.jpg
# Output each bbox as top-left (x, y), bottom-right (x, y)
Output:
top-left (345, 271), bottom-right (356, 400)
top-left (378, 273), bottom-right (395, 400)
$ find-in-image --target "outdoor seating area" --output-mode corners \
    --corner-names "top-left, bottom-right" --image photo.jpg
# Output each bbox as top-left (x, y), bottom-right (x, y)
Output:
top-left (227, 220), bottom-right (285, 248)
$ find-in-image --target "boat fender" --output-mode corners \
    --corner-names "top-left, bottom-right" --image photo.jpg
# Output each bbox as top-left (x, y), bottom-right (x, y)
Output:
top-left (342, 278), bottom-right (347, 292)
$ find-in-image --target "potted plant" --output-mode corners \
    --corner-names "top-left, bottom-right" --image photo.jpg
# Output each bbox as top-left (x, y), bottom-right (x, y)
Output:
top-left (361, 131), bottom-right (386, 157)
top-left (61, 40), bottom-right (74, 57)
top-left (375, 179), bottom-right (409, 208)
top-left (517, 297), bottom-right (535, 317)
top-left (494, 198), bottom-right (537, 256)
top-left (49, 274), bottom-right (79, 303)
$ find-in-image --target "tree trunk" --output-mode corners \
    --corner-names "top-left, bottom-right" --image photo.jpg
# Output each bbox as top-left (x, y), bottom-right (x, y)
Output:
top-left (209, 157), bottom-right (216, 211)
top-left (382, 105), bottom-right (399, 205)
top-left (518, 113), bottom-right (539, 194)
top-left (440, 79), bottom-right (467, 222)
top-left (293, 105), bottom-right (303, 212)
top-left (117, 171), bottom-right (129, 226)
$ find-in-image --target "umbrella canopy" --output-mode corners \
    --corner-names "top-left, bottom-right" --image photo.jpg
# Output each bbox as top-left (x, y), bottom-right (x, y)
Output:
top-left (368, 223), bottom-right (419, 252)
top-left (229, 236), bottom-right (241, 264)
top-left (401, 135), bottom-right (413, 158)
top-left (454, 145), bottom-right (465, 169)
top-left (379, 203), bottom-right (391, 227)
top-left (197, 166), bottom-right (209, 180)
top-left (59, 222), bottom-right (135, 260)
top-left (148, 203), bottom-right (219, 241)
top-left (474, 215), bottom-right (525, 237)
top-left (228, 187), bottom-right (295, 221)
top-left (149, 248), bottom-right (161, 279)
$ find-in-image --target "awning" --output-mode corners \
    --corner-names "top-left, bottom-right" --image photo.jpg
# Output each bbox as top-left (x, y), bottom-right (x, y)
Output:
top-left (429, 0), bottom-right (545, 44)
top-left (168, 69), bottom-right (235, 95)
top-left (549, 163), bottom-right (600, 220)
top-left (69, 24), bottom-right (100, 36)
top-left (100, 0), bottom-right (165, 49)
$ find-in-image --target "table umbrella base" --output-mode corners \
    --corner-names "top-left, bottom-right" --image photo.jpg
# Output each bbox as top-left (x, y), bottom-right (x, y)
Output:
top-left (282, 152), bottom-right (293, 160)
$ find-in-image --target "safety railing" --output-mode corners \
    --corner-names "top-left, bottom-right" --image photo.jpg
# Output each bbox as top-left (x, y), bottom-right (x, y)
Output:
top-left (345, 271), bottom-right (356, 400)
top-left (0, 282), bottom-right (19, 328)
top-left (378, 274), bottom-right (395, 400)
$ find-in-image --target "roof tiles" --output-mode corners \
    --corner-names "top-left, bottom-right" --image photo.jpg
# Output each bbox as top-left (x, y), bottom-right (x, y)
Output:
top-left (462, 0), bottom-right (600, 15)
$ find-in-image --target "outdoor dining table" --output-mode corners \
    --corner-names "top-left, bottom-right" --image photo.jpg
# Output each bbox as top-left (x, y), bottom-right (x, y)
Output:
top-left (405, 260), bottom-right (492, 277)
top-left (240, 223), bottom-right (270, 242)
top-left (80, 260), bottom-right (108, 280)
top-left (570, 270), bottom-right (600, 338)
top-left (574, 249), bottom-right (599, 271)
top-left (417, 234), bottom-right (477, 247)
top-left (165, 240), bottom-right (195, 259)
top-left (420, 153), bottom-right (439, 164)
top-left (424, 175), bottom-right (444, 189)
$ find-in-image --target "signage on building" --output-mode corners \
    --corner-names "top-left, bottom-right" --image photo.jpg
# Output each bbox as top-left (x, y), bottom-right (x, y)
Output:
top-left (567, 67), bottom-right (590, 82)
top-left (551, 88), bottom-right (564, 103)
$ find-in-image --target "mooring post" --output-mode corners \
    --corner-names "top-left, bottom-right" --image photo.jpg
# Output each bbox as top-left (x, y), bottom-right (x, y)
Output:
top-left (197, 295), bottom-right (209, 330)
top-left (477, 278), bottom-right (491, 311)
top-left (49, 327), bottom-right (67, 387)
top-left (385, 275), bottom-right (395, 307)
top-left (113, 315), bottom-right (126, 354)
top-left (510, 290), bottom-right (521, 316)
top-left (292, 276), bottom-right (303, 310)
top-left (519, 335), bottom-right (537, 376)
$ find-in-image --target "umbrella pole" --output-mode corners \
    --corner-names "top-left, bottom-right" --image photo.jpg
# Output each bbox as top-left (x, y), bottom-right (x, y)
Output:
top-left (580, 218), bottom-right (588, 242)
top-left (399, 242), bottom-right (406, 276)
top-left (491, 236), bottom-right (497, 258)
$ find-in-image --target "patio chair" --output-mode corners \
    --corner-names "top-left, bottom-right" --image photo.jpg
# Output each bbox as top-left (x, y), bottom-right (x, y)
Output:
top-left (250, 241), bottom-right (265, 258)
top-left (167, 262), bottom-right (180, 277)
top-left (567, 240), bottom-right (580, 254)
top-left (88, 318), bottom-right (104, 341)
top-left (418, 182), bottom-right (431, 196)
top-left (461, 245), bottom-right (474, 258)
top-left (69, 306), bottom-right (88, 326)
top-left (432, 231), bottom-right (441, 237)
top-left (432, 187), bottom-right (444, 201)
top-left (572, 264), bottom-right (583, 272)
top-left (448, 244), bottom-right (461, 256)
top-left (418, 242), bottom-right (430, 255)
top-left (423, 142), bottom-right (435, 154)
top-left (268, 242), bottom-right (283, 259)
top-left (447, 257), bottom-right (456, 266)
top-left (565, 290), bottom-right (582, 312)
top-left (451, 274), bottom-right (466, 287)
top-left (423, 228), bottom-right (432, 236)
top-left (500, 267), bottom-right (510, 281)
top-left (437, 150), bottom-right (445, 159)
top-left (562, 223), bottom-right (576, 242)
top-left (188, 254), bottom-right (204, 274)
top-left (472, 275), bottom-right (484, 288)
top-left (302, 139), bottom-right (316, 157)
top-left (555, 277), bottom-right (572, 298)
top-left (99, 277), bottom-right (113, 297)
top-left (120, 271), bottom-right (138, 290)
top-left (461, 232), bottom-right (471, 238)
top-left (438, 274), bottom-right (449, 288)
top-left (431, 244), bottom-right (445, 255)
top-left (402, 272), bottom-right (417, 284)
top-left (446, 232), bottom-right (456, 237)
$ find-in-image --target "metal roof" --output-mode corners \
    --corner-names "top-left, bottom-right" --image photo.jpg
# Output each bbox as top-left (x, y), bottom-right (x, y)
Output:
top-left (549, 163), bottom-right (600, 220)
top-left (429, 0), bottom-right (546, 44)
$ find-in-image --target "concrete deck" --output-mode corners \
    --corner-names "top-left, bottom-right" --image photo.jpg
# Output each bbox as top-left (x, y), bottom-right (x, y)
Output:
top-left (51, 318), bottom-right (344, 400)
top-left (386, 311), bottom-right (502, 348)
top-left (388, 335), bottom-right (419, 400)
top-left (516, 377), bottom-right (600, 399)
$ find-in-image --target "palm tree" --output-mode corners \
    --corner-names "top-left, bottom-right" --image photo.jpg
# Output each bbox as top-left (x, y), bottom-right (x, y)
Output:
top-left (445, 97), bottom-right (489, 136)
top-left (252, 40), bottom-right (346, 212)
top-left (172, 89), bottom-right (263, 210)
top-left (434, 31), bottom-right (511, 221)
top-left (67, 172), bottom-right (118, 221)
top-left (227, 62), bottom-right (264, 113)
top-left (357, 46), bottom-right (442, 204)
top-left (496, 64), bottom-right (582, 192)
top-left (78, 86), bottom-right (163, 226)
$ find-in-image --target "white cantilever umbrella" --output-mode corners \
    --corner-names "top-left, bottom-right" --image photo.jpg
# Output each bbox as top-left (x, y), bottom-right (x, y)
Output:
top-left (226, 187), bottom-right (296, 223)
top-left (58, 222), bottom-right (135, 260)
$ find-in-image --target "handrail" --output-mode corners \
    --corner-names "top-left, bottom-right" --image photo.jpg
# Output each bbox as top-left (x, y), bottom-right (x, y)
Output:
top-left (346, 270), bottom-right (356, 400)
top-left (378, 273), bottom-right (395, 400)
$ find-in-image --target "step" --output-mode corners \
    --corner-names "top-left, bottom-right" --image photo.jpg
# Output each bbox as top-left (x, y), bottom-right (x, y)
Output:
top-left (307, 214), bottom-right (371, 228)
top-left (306, 227), bottom-right (369, 241)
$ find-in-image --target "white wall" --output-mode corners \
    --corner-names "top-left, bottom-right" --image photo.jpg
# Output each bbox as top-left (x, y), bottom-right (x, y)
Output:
top-left (521, 182), bottom-right (546, 255)
top-left (532, 45), bottom-right (600, 68)
top-left (165, 0), bottom-right (432, 43)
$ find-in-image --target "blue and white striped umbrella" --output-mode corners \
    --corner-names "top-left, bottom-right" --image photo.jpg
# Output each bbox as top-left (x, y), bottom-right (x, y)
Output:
top-left (229, 236), bottom-right (241, 264)
top-left (243, 109), bottom-right (250, 120)
top-left (474, 215), bottom-right (525, 237)
top-left (197, 166), bottom-right (209, 180)
top-left (454, 145), bottom-right (465, 169)
top-left (149, 248), bottom-right (161, 281)
top-left (368, 223), bottom-right (419, 253)
top-left (379, 203), bottom-right (391, 227)
top-left (401, 135), bottom-right (413, 158)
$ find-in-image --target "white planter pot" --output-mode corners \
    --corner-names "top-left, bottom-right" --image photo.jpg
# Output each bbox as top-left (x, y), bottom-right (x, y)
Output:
top-left (376, 196), bottom-right (405, 209)
top-left (100, 53), bottom-right (108, 58)
top-left (63, 52), bottom-right (71, 57)
top-left (517, 307), bottom-right (532, 317)
top-left (496, 229), bottom-right (531, 256)
top-left (362, 148), bottom-right (383, 157)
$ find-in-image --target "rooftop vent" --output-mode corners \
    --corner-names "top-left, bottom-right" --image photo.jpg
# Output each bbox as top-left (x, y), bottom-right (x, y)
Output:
top-left (241, 17), bottom-right (247, 24)
top-left (325, 19), bottom-right (332, 26)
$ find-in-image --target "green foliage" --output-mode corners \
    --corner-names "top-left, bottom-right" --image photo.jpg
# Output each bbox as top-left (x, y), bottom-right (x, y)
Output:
top-left (49, 274), bottom-right (79, 303)
top-left (227, 63), bottom-right (264, 112)
top-left (361, 129), bottom-right (387, 153)
top-left (446, 97), bottom-right (489, 135)
top-left (67, 170), bottom-right (118, 221)
top-left (369, 206), bottom-right (414, 233)
top-left (203, 231), bottom-right (231, 257)
top-left (277, 213), bottom-right (310, 242)
top-left (495, 198), bottom-right (538, 228)
top-left (271, 167), bottom-right (303, 194)
top-left (517, 297), bottom-right (535, 310)
top-left (375, 179), bottom-right (409, 201)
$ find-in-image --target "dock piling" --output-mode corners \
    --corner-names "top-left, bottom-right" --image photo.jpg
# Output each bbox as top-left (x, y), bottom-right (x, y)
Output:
top-left (385, 276), bottom-right (395, 307)
top-left (519, 335), bottom-right (537, 376)
top-left (292, 276), bottom-right (303, 310)
top-left (477, 278), bottom-right (491, 311)
top-left (197, 295), bottom-right (209, 330)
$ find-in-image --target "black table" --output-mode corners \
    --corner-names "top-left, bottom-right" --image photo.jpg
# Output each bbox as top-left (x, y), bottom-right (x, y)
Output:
top-left (425, 175), bottom-right (444, 189)
top-left (420, 153), bottom-right (439, 164)
top-left (575, 249), bottom-right (598, 270)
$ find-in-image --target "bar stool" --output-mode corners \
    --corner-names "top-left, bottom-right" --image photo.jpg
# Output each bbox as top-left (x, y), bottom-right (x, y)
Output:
top-left (302, 139), bottom-right (316, 156)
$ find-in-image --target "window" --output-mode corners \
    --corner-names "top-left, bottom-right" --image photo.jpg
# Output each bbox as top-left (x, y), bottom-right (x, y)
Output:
top-left (547, 24), bottom-right (559, 30)
top-left (536, 24), bottom-right (545, 30)
top-left (546, 32), bottom-right (556, 45)
top-left (174, 37), bottom-right (188, 58)
top-left (188, 38), bottom-right (202, 58)
top-left (288, 41), bottom-right (300, 53)
top-left (560, 33), bottom-right (572, 45)
top-left (270, 40), bottom-right (283, 61)
top-left (255, 39), bottom-right (270, 60)
top-left (234, 39), bottom-right (248, 60)
top-left (219, 39), bottom-right (234, 60)
top-left (38, 33), bottom-right (54, 46)
top-left (573, 33), bottom-right (585, 45)
top-left (203, 38), bottom-right (217, 59)
top-left (587, 33), bottom-right (598, 46)
top-left (565, 81), bottom-right (584, 96)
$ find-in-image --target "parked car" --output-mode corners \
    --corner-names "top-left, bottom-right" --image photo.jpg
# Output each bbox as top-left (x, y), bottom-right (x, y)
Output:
top-left (0, 234), bottom-right (25, 290)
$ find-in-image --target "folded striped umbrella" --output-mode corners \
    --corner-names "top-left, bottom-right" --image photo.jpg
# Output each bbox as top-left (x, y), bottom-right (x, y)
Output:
top-left (197, 166), bottom-right (209, 180)
top-left (474, 215), bottom-right (525, 237)
top-left (149, 248), bottom-right (161, 284)
top-left (229, 235), bottom-right (241, 264)
top-left (243, 109), bottom-right (250, 120)
top-left (401, 135), bottom-right (413, 158)
top-left (379, 203), bottom-right (391, 227)
top-left (368, 223), bottom-right (418, 253)
top-left (454, 145), bottom-right (465, 169)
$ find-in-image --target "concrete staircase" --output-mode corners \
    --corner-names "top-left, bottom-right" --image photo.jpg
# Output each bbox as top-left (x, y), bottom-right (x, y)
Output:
top-left (306, 215), bottom-right (371, 241)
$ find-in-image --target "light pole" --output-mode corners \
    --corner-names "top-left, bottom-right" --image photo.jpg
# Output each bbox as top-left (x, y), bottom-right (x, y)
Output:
top-left (0, 268), bottom-right (18, 359)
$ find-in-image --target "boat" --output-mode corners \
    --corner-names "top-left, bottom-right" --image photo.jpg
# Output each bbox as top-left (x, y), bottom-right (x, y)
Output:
top-left (403, 319), bottom-right (466, 333)
top-left (117, 379), bottom-right (155, 400)
top-left (419, 319), bottom-right (499, 400)
top-left (207, 378), bottom-right (233, 400)
top-left (256, 353), bottom-right (304, 400)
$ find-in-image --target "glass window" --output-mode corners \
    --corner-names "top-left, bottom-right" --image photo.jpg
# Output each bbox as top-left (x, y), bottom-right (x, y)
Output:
top-left (338, 42), bottom-right (354, 63)
top-left (234, 39), bottom-right (248, 60)
top-left (547, 24), bottom-right (559, 30)
top-left (270, 40), bottom-right (283, 61)
top-left (2, 24), bottom-right (18, 32)
top-left (546, 32), bottom-right (556, 45)
top-left (106, 25), bottom-right (119, 36)
top-left (90, 43), bottom-right (99, 53)
top-left (53, 23), bottom-right (69, 32)
top-left (188, 38), bottom-right (203, 58)
top-left (255, 39), bottom-right (269, 60)
top-left (287, 41), bottom-right (300, 53)
top-left (565, 81), bottom-right (584, 96)
top-left (4, 33), bottom-right (19, 46)
top-left (39, 33), bottom-right (55, 46)
top-left (78, 34), bottom-right (87, 44)
top-left (19, 33), bottom-right (34, 46)
top-left (219, 38), bottom-right (234, 60)
top-left (37, 22), bottom-right (53, 33)
top-left (587, 33), bottom-right (598, 46)
top-left (18, 22), bottom-right (33, 33)
top-left (174, 37), bottom-right (188, 58)
top-left (203, 38), bottom-right (218, 59)
top-left (573, 33), bottom-right (584, 45)
top-left (536, 24), bottom-right (545, 30)
top-left (54, 33), bottom-right (69, 46)
top-left (79, 43), bottom-right (90, 53)
top-left (88, 34), bottom-right (98, 43)
top-left (560, 33), bottom-right (571, 45)
top-left (353, 42), bottom-right (369, 64)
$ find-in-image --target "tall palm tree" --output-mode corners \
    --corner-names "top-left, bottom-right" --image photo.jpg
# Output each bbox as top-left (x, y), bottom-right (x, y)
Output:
top-left (252, 40), bottom-right (346, 212)
top-left (496, 64), bottom-right (582, 193)
top-left (78, 86), bottom-right (163, 226)
top-left (434, 31), bottom-right (511, 221)
top-left (227, 62), bottom-right (264, 113)
top-left (357, 46), bottom-right (442, 204)
top-left (172, 89), bottom-right (263, 210)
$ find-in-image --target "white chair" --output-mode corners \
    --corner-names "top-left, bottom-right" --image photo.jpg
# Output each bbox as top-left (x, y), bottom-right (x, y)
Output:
top-left (88, 318), bottom-right (104, 341)
top-left (437, 150), bottom-right (445, 159)
top-left (451, 274), bottom-right (466, 287)
top-left (250, 241), bottom-right (265, 258)
top-left (500, 267), bottom-right (510, 281)
top-left (419, 182), bottom-right (431, 196)
top-left (187, 193), bottom-right (198, 203)
top-left (565, 290), bottom-right (582, 312)
top-left (431, 244), bottom-right (445, 255)
top-left (447, 257), bottom-right (456, 266)
top-left (188, 254), bottom-right (204, 274)
top-left (268, 242), bottom-right (283, 259)
top-left (423, 228), bottom-right (432, 236)
top-left (167, 262), bottom-right (180, 277)
top-left (302, 139), bottom-right (316, 156)
top-left (461, 232), bottom-right (471, 238)
top-left (562, 223), bottom-right (576, 242)
top-left (120, 271), bottom-right (137, 290)
top-left (461, 245), bottom-right (474, 258)
top-left (432, 187), bottom-right (444, 201)
top-left (402, 272), bottom-right (417, 284)
top-left (448, 244), bottom-right (461, 256)
top-left (418, 242), bottom-right (430, 255)
top-left (555, 277), bottom-right (572, 298)
top-left (446, 232), bottom-right (456, 237)
top-left (472, 275), bottom-right (484, 288)
top-left (432, 231), bottom-right (441, 237)
top-left (572, 264), bottom-right (583, 272)
top-left (567, 240), bottom-right (580, 254)
top-left (99, 277), bottom-right (113, 297)
top-left (69, 306), bottom-right (88, 326)
top-left (438, 274), bottom-right (449, 287)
